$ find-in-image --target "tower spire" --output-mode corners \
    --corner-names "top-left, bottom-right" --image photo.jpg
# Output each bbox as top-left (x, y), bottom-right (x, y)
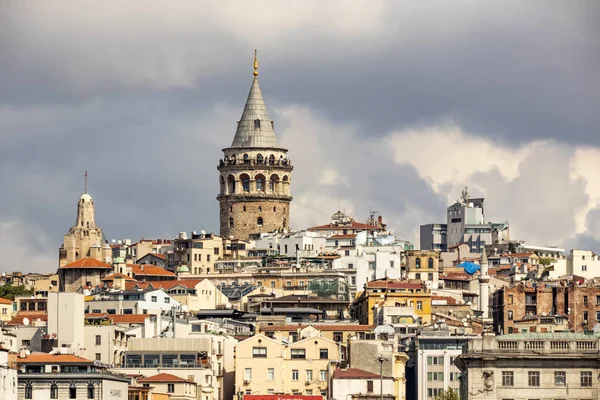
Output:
top-left (84, 170), bottom-right (88, 194)
top-left (254, 49), bottom-right (258, 77)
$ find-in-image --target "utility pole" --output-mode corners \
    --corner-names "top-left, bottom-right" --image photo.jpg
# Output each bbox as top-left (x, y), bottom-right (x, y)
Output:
top-left (377, 356), bottom-right (386, 400)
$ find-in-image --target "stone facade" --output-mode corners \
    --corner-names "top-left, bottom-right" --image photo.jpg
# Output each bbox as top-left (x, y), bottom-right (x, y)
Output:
top-left (217, 56), bottom-right (292, 241)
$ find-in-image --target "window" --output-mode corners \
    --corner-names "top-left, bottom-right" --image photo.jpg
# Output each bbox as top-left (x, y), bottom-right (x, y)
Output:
top-left (426, 356), bottom-right (444, 365)
top-left (582, 265), bottom-right (587, 271)
top-left (415, 273), bottom-right (421, 280)
top-left (597, 295), bottom-right (600, 305)
top-left (348, 263), bottom-right (354, 269)
top-left (87, 383), bottom-right (95, 399)
top-left (584, 296), bottom-right (588, 306)
top-left (151, 296), bottom-right (157, 302)
top-left (581, 371), bottom-right (592, 387)
top-left (50, 383), bottom-right (58, 399)
top-left (291, 349), bottom-right (306, 359)
top-left (583, 311), bottom-right (589, 322)
top-left (416, 258), bottom-right (421, 268)
top-left (244, 368), bottom-right (252, 381)
top-left (267, 368), bottom-right (274, 381)
top-left (502, 371), bottom-right (514, 386)
top-left (427, 372), bottom-right (444, 381)
top-left (95, 335), bottom-right (101, 345)
top-left (320, 370), bottom-right (327, 381)
top-left (25, 383), bottom-right (32, 399)
top-left (333, 332), bottom-right (343, 342)
top-left (69, 383), bottom-right (77, 399)
top-left (508, 310), bottom-right (513, 320)
top-left (367, 380), bottom-right (374, 393)
top-left (252, 347), bottom-right (267, 358)
top-left (257, 217), bottom-right (263, 227)
top-left (428, 257), bottom-right (434, 268)
top-left (306, 370), bottom-right (313, 381)
top-left (528, 371), bottom-right (540, 386)
top-left (270, 281), bottom-right (276, 288)
top-left (416, 301), bottom-right (423, 311)
top-left (229, 217), bottom-right (234, 228)
top-left (428, 273), bottom-right (433, 280)
top-left (368, 262), bottom-right (376, 269)
top-left (22, 340), bottom-right (30, 347)
top-left (292, 370), bottom-right (299, 381)
top-left (95, 353), bottom-right (101, 361)
top-left (319, 349), bottom-right (328, 359)
top-left (345, 250), bottom-right (350, 256)
top-left (508, 294), bottom-right (513, 305)
top-left (167, 384), bottom-right (175, 393)
top-left (554, 371), bottom-right (566, 386)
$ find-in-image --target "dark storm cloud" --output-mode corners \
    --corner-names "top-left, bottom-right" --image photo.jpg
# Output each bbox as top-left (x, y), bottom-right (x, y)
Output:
top-left (0, 0), bottom-right (598, 272)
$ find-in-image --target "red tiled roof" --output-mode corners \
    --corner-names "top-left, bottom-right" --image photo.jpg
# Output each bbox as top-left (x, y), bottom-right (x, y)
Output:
top-left (432, 296), bottom-right (458, 305)
top-left (153, 254), bottom-right (166, 260)
top-left (61, 258), bottom-right (112, 269)
top-left (125, 279), bottom-right (203, 291)
top-left (332, 368), bottom-right (385, 379)
top-left (138, 373), bottom-right (192, 383)
top-left (440, 273), bottom-right (472, 281)
top-left (129, 264), bottom-right (176, 277)
top-left (0, 297), bottom-right (12, 305)
top-left (102, 273), bottom-right (135, 282)
top-left (7, 313), bottom-right (47, 325)
top-left (84, 313), bottom-right (151, 324)
top-left (18, 353), bottom-right (93, 364)
top-left (330, 234), bottom-right (356, 239)
top-left (259, 324), bottom-right (375, 332)
top-left (308, 222), bottom-right (384, 231)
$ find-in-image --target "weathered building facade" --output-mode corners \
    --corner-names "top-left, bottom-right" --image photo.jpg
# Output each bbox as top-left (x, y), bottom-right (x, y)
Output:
top-left (217, 52), bottom-right (292, 240)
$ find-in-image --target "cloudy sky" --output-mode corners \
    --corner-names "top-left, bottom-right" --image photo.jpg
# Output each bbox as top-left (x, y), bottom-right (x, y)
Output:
top-left (1, 1), bottom-right (599, 273)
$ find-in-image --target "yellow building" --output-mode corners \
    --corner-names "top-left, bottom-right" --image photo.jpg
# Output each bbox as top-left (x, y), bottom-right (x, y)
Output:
top-left (235, 334), bottom-right (340, 399)
top-left (405, 250), bottom-right (440, 281)
top-left (353, 278), bottom-right (432, 325)
top-left (0, 298), bottom-right (13, 322)
top-left (258, 324), bottom-right (376, 346)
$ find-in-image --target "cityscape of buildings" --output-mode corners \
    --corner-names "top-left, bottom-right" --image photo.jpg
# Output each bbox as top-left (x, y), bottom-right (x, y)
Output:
top-left (1, 53), bottom-right (599, 400)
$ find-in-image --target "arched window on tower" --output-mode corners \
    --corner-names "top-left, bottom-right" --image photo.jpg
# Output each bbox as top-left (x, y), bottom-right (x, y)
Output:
top-left (227, 175), bottom-right (235, 193)
top-left (257, 154), bottom-right (263, 164)
top-left (243, 154), bottom-right (250, 164)
top-left (416, 258), bottom-right (421, 269)
top-left (255, 174), bottom-right (265, 192)
top-left (229, 217), bottom-right (234, 228)
top-left (254, 119), bottom-right (261, 129)
top-left (241, 174), bottom-right (250, 192)
top-left (428, 257), bottom-right (434, 269)
top-left (257, 217), bottom-right (263, 227)
top-left (269, 154), bottom-right (275, 165)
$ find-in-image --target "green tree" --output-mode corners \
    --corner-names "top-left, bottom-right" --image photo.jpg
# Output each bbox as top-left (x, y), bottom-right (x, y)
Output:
top-left (434, 388), bottom-right (460, 400)
top-left (539, 257), bottom-right (553, 266)
top-left (0, 284), bottom-right (33, 301)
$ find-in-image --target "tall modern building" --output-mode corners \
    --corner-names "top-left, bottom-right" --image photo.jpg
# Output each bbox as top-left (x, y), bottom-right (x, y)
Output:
top-left (217, 51), bottom-right (293, 240)
top-left (420, 187), bottom-right (509, 253)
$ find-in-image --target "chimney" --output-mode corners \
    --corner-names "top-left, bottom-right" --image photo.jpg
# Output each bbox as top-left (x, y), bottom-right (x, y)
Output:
top-left (378, 215), bottom-right (383, 224)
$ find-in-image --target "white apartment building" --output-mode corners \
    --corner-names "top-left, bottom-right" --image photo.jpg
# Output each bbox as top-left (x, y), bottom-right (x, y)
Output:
top-left (86, 289), bottom-right (180, 315)
top-left (0, 347), bottom-right (17, 400)
top-left (567, 249), bottom-right (600, 279)
top-left (252, 230), bottom-right (327, 258)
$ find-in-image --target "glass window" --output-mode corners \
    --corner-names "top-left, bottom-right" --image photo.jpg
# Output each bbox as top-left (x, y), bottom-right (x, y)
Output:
top-left (528, 371), bottom-right (540, 387)
top-left (252, 347), bottom-right (267, 358)
top-left (267, 368), bottom-right (274, 381)
top-left (291, 349), bottom-right (306, 359)
top-left (50, 384), bottom-right (58, 399)
top-left (87, 384), bottom-right (95, 399)
top-left (69, 383), bottom-right (77, 399)
top-left (320, 370), bottom-right (327, 381)
top-left (306, 370), bottom-right (313, 381)
top-left (292, 370), bottom-right (299, 381)
top-left (151, 296), bottom-right (157, 302)
top-left (502, 371), bottom-right (514, 386)
top-left (25, 384), bottom-right (32, 399)
top-left (428, 257), bottom-right (434, 268)
top-left (167, 384), bottom-right (174, 393)
top-left (554, 371), bottom-right (566, 386)
top-left (319, 349), bottom-right (328, 359)
top-left (244, 368), bottom-right (252, 380)
top-left (581, 371), bottom-right (592, 387)
top-left (416, 258), bottom-right (421, 268)
top-left (95, 335), bottom-right (101, 345)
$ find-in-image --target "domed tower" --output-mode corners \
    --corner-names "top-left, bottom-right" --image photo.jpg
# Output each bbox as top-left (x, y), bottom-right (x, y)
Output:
top-left (217, 51), bottom-right (293, 240)
top-left (59, 173), bottom-right (112, 268)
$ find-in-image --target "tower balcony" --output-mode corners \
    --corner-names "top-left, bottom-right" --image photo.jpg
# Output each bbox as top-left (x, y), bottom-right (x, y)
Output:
top-left (217, 157), bottom-right (293, 173)
top-left (217, 193), bottom-right (292, 202)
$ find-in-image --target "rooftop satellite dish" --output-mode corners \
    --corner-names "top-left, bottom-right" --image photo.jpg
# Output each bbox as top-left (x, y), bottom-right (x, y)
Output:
top-left (112, 239), bottom-right (116, 244)
top-left (463, 321), bottom-right (468, 327)
top-left (192, 231), bottom-right (197, 235)
top-left (201, 230), bottom-right (206, 235)
top-left (23, 318), bottom-right (30, 326)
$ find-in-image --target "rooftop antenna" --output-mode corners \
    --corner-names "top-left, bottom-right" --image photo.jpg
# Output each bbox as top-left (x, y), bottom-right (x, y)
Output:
top-left (253, 50), bottom-right (259, 77)
top-left (84, 170), bottom-right (88, 194)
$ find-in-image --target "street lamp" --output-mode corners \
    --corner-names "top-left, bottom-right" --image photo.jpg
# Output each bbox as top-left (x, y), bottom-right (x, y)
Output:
top-left (377, 356), bottom-right (387, 400)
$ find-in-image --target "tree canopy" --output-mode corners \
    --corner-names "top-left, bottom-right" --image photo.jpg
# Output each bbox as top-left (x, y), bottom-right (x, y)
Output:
top-left (0, 284), bottom-right (34, 301)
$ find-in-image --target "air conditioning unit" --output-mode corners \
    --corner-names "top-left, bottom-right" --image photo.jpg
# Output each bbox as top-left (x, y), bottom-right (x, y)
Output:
top-left (244, 380), bottom-right (251, 385)
top-left (305, 380), bottom-right (312, 385)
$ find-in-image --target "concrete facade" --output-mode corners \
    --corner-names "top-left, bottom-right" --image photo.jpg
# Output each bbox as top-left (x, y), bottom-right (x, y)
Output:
top-left (47, 292), bottom-right (85, 350)
top-left (0, 348), bottom-right (17, 400)
top-left (456, 332), bottom-right (600, 400)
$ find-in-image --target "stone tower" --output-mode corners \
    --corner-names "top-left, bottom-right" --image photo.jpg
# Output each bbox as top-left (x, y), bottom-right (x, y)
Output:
top-left (217, 52), bottom-right (293, 240)
top-left (59, 173), bottom-right (112, 267)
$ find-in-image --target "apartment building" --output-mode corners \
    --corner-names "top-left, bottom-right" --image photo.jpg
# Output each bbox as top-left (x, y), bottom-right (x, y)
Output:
top-left (234, 334), bottom-right (341, 399)
top-left (455, 332), bottom-right (600, 400)
top-left (0, 347), bottom-right (17, 400)
top-left (405, 250), bottom-right (441, 289)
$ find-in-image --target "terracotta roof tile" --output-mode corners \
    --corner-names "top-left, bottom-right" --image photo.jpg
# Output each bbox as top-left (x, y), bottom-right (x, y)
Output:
top-left (0, 297), bottom-right (12, 305)
top-left (7, 313), bottom-right (47, 325)
top-left (102, 273), bottom-right (135, 281)
top-left (84, 313), bottom-right (151, 324)
top-left (366, 280), bottom-right (423, 289)
top-left (128, 264), bottom-right (176, 277)
top-left (18, 353), bottom-right (93, 364)
top-left (61, 258), bottom-right (112, 269)
top-left (138, 373), bottom-right (192, 383)
top-left (332, 368), bottom-right (386, 379)
top-left (329, 234), bottom-right (356, 239)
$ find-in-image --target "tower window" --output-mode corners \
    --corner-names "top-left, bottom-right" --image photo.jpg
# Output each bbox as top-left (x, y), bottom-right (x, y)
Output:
top-left (257, 217), bottom-right (264, 227)
top-left (258, 206), bottom-right (262, 212)
top-left (271, 121), bottom-right (274, 129)
top-left (243, 154), bottom-right (250, 164)
top-left (269, 154), bottom-right (275, 165)
top-left (242, 176), bottom-right (250, 192)
top-left (243, 205), bottom-right (246, 212)
top-left (257, 154), bottom-right (263, 164)
top-left (229, 206), bottom-right (233, 212)
top-left (254, 119), bottom-right (261, 129)
top-left (273, 207), bottom-right (277, 212)
top-left (229, 217), bottom-right (234, 228)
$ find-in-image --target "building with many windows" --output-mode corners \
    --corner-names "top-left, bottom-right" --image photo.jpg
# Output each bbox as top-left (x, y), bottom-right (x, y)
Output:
top-left (234, 334), bottom-right (341, 399)
top-left (455, 332), bottom-right (600, 400)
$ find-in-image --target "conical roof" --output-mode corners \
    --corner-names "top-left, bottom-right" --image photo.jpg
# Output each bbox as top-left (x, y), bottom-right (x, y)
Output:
top-left (230, 78), bottom-right (280, 148)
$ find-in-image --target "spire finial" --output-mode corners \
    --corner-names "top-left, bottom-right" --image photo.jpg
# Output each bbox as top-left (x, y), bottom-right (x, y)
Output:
top-left (253, 49), bottom-right (258, 77)
top-left (84, 170), bottom-right (88, 194)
